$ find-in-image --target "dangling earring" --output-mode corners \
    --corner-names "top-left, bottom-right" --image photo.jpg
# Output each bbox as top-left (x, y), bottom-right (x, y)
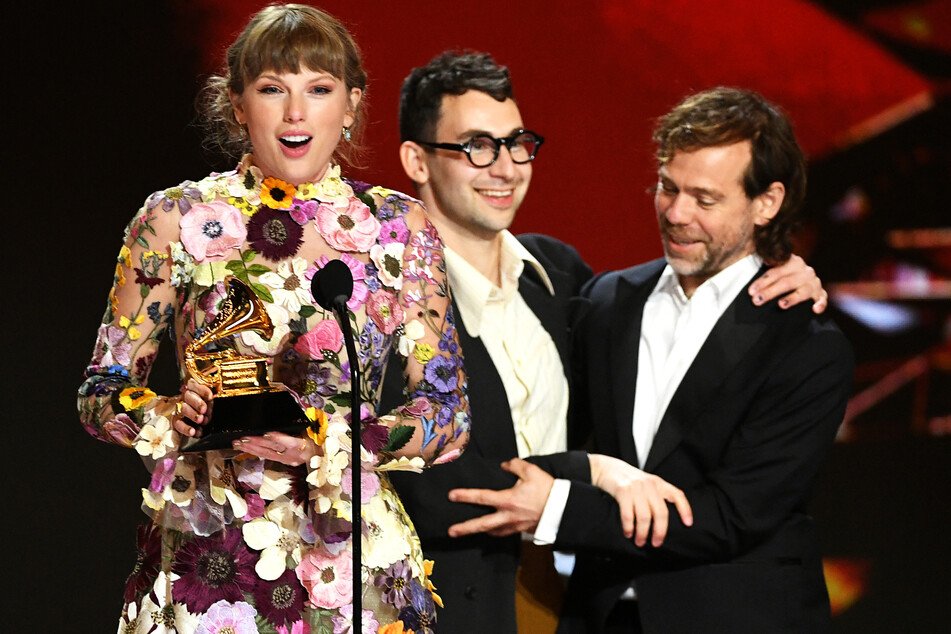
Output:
top-left (342, 126), bottom-right (352, 142)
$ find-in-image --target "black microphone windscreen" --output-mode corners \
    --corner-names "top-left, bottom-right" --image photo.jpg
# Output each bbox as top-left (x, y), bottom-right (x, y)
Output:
top-left (311, 259), bottom-right (354, 311)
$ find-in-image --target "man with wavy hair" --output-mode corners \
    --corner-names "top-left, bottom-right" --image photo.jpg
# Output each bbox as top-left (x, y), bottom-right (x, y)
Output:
top-left (448, 87), bottom-right (852, 633)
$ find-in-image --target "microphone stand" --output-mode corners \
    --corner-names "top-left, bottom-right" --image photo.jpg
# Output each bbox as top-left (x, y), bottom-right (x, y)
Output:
top-left (311, 260), bottom-right (362, 631)
top-left (332, 297), bottom-right (362, 629)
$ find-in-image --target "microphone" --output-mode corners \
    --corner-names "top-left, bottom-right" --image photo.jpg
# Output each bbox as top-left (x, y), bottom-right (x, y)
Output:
top-left (310, 258), bottom-right (362, 628)
top-left (311, 258), bottom-right (354, 313)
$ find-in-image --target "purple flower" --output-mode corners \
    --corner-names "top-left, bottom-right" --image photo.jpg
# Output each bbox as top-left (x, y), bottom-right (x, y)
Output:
top-left (148, 183), bottom-right (202, 214)
top-left (397, 579), bottom-right (437, 633)
top-left (423, 354), bottom-right (458, 393)
top-left (171, 529), bottom-right (258, 613)
top-left (247, 207), bottom-right (304, 261)
top-left (123, 522), bottom-right (161, 603)
top-left (252, 568), bottom-right (305, 629)
top-left (374, 561), bottom-right (414, 609)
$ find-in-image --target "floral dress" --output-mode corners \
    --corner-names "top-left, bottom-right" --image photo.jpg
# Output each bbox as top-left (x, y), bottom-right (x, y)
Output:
top-left (78, 156), bottom-right (470, 634)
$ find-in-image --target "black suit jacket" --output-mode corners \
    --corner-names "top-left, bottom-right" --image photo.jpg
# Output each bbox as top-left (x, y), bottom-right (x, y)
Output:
top-left (386, 234), bottom-right (592, 634)
top-left (533, 259), bottom-right (853, 633)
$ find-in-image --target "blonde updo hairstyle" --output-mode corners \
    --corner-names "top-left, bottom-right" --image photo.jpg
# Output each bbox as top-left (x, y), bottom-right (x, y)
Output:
top-left (200, 3), bottom-right (368, 167)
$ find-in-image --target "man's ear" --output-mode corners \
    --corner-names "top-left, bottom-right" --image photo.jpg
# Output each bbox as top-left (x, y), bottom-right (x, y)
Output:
top-left (399, 141), bottom-right (430, 186)
top-left (753, 181), bottom-right (785, 226)
top-left (229, 89), bottom-right (246, 125)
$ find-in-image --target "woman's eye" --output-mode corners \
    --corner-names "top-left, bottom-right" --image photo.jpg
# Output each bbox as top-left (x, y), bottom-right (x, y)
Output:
top-left (258, 86), bottom-right (281, 95)
top-left (311, 86), bottom-right (332, 95)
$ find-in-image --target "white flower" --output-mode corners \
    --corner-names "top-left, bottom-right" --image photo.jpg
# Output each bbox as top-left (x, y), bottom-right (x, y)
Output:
top-left (375, 456), bottom-right (426, 473)
top-left (208, 455), bottom-right (248, 518)
top-left (134, 413), bottom-right (176, 460)
top-left (397, 319), bottom-right (425, 357)
top-left (169, 242), bottom-right (195, 288)
top-left (138, 572), bottom-right (199, 634)
top-left (258, 257), bottom-right (311, 311)
top-left (370, 242), bottom-right (405, 290)
top-left (242, 499), bottom-right (304, 580)
top-left (239, 303), bottom-right (290, 355)
top-left (362, 490), bottom-right (413, 570)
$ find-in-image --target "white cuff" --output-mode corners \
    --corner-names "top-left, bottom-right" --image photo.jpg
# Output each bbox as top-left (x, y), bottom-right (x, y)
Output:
top-left (532, 478), bottom-right (571, 545)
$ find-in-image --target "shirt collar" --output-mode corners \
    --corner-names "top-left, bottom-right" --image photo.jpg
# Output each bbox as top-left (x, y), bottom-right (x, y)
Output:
top-left (445, 230), bottom-right (555, 337)
top-left (657, 253), bottom-right (763, 310)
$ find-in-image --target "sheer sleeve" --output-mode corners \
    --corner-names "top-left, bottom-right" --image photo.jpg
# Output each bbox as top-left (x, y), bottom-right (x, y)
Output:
top-left (77, 184), bottom-right (198, 449)
top-left (370, 197), bottom-right (470, 469)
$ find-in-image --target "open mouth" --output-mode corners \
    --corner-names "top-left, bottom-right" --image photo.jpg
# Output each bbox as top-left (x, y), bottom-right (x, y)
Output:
top-left (280, 135), bottom-right (312, 149)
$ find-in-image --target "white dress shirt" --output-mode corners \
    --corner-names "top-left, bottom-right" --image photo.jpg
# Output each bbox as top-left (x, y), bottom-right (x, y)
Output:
top-left (535, 254), bottom-right (764, 546)
top-left (445, 231), bottom-right (569, 458)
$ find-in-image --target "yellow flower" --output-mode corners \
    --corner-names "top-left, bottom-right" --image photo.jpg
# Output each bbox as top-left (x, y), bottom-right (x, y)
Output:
top-left (114, 262), bottom-right (126, 288)
top-left (378, 621), bottom-right (414, 634)
top-left (108, 287), bottom-right (119, 315)
top-left (260, 177), bottom-right (296, 209)
top-left (119, 386), bottom-right (157, 410)
top-left (228, 196), bottom-right (257, 216)
top-left (119, 245), bottom-right (133, 268)
top-left (295, 182), bottom-right (317, 200)
top-left (305, 407), bottom-right (328, 446)
top-left (127, 326), bottom-right (142, 341)
top-left (423, 560), bottom-right (444, 608)
top-left (413, 342), bottom-right (435, 364)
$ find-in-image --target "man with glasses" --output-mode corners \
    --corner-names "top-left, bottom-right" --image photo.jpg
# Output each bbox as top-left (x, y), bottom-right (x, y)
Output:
top-left (385, 53), bottom-right (826, 633)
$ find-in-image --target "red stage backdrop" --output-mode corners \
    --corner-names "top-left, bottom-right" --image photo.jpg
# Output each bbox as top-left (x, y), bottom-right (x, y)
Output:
top-left (180, 0), bottom-right (931, 273)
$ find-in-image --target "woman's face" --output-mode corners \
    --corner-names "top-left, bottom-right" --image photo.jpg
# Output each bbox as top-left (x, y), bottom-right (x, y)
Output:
top-left (231, 66), bottom-right (362, 184)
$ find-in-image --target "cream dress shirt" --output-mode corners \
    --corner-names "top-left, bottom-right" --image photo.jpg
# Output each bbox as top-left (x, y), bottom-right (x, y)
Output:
top-left (444, 231), bottom-right (569, 458)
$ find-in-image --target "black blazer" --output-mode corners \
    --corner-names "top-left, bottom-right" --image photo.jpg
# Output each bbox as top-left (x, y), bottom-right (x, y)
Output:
top-left (533, 259), bottom-right (853, 634)
top-left (386, 234), bottom-right (592, 634)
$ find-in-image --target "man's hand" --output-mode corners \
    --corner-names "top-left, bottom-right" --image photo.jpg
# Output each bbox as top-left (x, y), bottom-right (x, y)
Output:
top-left (749, 254), bottom-right (828, 313)
top-left (589, 454), bottom-right (693, 547)
top-left (447, 458), bottom-right (553, 537)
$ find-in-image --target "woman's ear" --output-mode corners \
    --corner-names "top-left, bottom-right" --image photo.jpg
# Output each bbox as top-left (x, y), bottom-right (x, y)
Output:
top-left (344, 87), bottom-right (364, 129)
top-left (229, 89), bottom-right (246, 125)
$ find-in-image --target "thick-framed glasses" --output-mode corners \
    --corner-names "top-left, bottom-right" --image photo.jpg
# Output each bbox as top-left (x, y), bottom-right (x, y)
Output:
top-left (416, 130), bottom-right (545, 167)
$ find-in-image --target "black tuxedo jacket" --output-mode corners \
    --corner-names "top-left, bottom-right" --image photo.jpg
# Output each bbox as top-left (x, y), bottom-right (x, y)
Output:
top-left (386, 234), bottom-right (592, 634)
top-left (533, 259), bottom-right (853, 633)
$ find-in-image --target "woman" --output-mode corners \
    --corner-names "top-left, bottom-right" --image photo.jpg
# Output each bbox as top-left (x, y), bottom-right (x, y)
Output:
top-left (78, 5), bottom-right (467, 632)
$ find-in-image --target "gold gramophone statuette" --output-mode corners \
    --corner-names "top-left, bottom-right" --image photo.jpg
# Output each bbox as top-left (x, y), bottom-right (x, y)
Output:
top-left (184, 276), bottom-right (282, 397)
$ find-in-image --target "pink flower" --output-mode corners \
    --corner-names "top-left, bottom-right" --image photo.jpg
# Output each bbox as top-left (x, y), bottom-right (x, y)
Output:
top-left (196, 599), bottom-right (258, 634)
top-left (315, 198), bottom-right (380, 253)
top-left (366, 289), bottom-right (404, 335)
top-left (306, 255), bottom-right (368, 311)
top-left (294, 319), bottom-right (344, 360)
top-left (93, 324), bottom-right (131, 367)
top-left (341, 467), bottom-right (381, 499)
top-left (277, 621), bottom-right (312, 634)
top-left (296, 547), bottom-right (353, 609)
top-left (378, 217), bottom-right (409, 246)
top-left (179, 201), bottom-right (247, 262)
top-left (103, 413), bottom-right (140, 447)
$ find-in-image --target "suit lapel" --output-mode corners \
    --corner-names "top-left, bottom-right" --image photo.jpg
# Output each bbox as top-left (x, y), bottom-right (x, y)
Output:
top-left (519, 267), bottom-right (572, 373)
top-left (643, 272), bottom-right (769, 472)
top-left (609, 266), bottom-right (664, 466)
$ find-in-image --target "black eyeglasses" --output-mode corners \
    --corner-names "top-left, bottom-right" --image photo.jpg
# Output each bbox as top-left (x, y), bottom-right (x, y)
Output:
top-left (416, 130), bottom-right (545, 167)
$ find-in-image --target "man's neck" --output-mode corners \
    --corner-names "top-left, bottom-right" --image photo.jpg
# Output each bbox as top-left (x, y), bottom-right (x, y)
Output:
top-left (423, 210), bottom-right (504, 287)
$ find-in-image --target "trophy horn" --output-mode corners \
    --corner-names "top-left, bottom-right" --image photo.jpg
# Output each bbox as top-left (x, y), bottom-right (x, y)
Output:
top-left (184, 276), bottom-right (276, 394)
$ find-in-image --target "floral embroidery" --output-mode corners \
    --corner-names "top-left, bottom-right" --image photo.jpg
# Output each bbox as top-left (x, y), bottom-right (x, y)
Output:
top-left (80, 156), bottom-right (469, 630)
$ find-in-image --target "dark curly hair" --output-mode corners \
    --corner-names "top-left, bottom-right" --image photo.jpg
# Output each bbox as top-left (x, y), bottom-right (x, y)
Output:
top-left (653, 87), bottom-right (806, 263)
top-left (399, 51), bottom-right (514, 143)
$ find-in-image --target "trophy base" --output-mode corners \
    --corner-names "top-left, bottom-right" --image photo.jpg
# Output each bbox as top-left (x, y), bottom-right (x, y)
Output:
top-left (179, 389), bottom-right (310, 452)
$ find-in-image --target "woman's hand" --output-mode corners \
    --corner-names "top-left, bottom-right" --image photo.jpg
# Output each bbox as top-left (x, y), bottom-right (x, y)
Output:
top-left (749, 254), bottom-right (828, 313)
top-left (234, 432), bottom-right (317, 467)
top-left (174, 378), bottom-right (215, 437)
top-left (589, 454), bottom-right (693, 547)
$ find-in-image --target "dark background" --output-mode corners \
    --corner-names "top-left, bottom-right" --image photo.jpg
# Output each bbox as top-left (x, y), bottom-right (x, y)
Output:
top-left (7, 0), bottom-right (948, 630)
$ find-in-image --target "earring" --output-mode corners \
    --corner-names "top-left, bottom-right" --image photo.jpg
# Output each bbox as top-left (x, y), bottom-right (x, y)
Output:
top-left (342, 126), bottom-right (352, 142)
